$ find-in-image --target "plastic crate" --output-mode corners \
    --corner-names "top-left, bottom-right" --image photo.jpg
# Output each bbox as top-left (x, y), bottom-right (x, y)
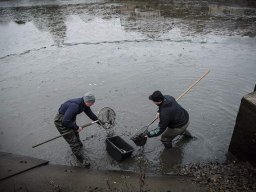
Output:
top-left (106, 136), bottom-right (134, 162)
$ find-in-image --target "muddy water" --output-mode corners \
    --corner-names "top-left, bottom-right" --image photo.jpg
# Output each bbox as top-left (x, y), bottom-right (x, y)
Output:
top-left (0, 0), bottom-right (255, 173)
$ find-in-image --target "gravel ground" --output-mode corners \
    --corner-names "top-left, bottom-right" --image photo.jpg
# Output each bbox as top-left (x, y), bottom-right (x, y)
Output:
top-left (174, 160), bottom-right (256, 192)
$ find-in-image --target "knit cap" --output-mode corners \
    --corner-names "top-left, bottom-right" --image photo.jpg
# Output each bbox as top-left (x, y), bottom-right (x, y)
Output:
top-left (83, 92), bottom-right (95, 103)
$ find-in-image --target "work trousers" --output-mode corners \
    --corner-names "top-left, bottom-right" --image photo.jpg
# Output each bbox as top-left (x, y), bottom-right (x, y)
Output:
top-left (54, 113), bottom-right (83, 159)
top-left (161, 121), bottom-right (190, 148)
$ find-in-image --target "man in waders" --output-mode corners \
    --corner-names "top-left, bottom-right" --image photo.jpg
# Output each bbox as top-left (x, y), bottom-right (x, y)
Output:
top-left (54, 93), bottom-right (99, 167)
top-left (146, 90), bottom-right (190, 148)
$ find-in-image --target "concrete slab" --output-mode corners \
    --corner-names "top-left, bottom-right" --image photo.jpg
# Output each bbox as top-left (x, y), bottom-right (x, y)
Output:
top-left (0, 164), bottom-right (206, 192)
top-left (229, 91), bottom-right (256, 166)
top-left (0, 153), bottom-right (48, 181)
top-left (0, 152), bottom-right (206, 192)
top-left (244, 91), bottom-right (256, 105)
top-left (0, 152), bottom-right (11, 157)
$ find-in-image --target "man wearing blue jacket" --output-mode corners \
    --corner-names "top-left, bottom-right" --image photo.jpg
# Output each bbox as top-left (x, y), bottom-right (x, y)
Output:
top-left (54, 93), bottom-right (98, 167)
top-left (147, 90), bottom-right (190, 148)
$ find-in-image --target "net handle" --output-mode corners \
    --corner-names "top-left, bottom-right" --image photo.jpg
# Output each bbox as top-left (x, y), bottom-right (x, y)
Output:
top-left (32, 107), bottom-right (115, 148)
top-left (32, 120), bottom-right (99, 148)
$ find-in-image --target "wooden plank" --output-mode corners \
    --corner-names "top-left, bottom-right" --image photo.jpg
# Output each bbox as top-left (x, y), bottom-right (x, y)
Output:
top-left (0, 153), bottom-right (48, 181)
top-left (0, 152), bottom-right (11, 157)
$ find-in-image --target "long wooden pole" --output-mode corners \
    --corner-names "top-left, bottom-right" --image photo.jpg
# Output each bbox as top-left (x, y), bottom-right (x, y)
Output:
top-left (176, 69), bottom-right (210, 101)
top-left (32, 120), bottom-right (99, 148)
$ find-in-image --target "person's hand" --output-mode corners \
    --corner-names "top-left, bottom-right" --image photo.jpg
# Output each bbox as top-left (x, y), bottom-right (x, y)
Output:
top-left (77, 127), bottom-right (83, 132)
top-left (98, 119), bottom-right (103, 125)
top-left (156, 112), bottom-right (160, 119)
top-left (142, 130), bottom-right (149, 138)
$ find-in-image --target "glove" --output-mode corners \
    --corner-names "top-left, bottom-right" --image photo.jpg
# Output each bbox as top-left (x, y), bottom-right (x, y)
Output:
top-left (146, 126), bottom-right (161, 137)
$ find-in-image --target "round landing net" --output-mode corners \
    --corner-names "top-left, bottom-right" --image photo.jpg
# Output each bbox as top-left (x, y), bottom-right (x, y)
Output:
top-left (97, 107), bottom-right (116, 130)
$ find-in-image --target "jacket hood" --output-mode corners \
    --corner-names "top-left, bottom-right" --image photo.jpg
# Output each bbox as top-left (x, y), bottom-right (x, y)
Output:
top-left (160, 95), bottom-right (173, 107)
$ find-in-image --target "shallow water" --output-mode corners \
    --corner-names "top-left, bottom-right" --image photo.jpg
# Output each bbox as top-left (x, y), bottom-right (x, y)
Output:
top-left (0, 0), bottom-right (256, 174)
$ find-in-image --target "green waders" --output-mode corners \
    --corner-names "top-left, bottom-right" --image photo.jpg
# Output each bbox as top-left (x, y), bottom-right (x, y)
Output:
top-left (161, 121), bottom-right (190, 148)
top-left (54, 113), bottom-right (90, 167)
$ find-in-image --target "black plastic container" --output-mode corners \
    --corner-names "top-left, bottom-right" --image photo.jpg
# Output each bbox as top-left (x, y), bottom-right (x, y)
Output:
top-left (106, 136), bottom-right (134, 162)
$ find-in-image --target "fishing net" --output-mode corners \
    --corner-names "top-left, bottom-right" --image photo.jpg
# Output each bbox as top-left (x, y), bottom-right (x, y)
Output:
top-left (98, 107), bottom-right (116, 130)
top-left (130, 126), bottom-right (148, 146)
top-left (130, 117), bottom-right (157, 146)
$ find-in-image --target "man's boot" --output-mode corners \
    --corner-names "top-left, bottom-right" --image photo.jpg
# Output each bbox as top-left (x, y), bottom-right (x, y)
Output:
top-left (76, 154), bottom-right (91, 168)
top-left (81, 158), bottom-right (91, 168)
top-left (78, 140), bottom-right (83, 147)
top-left (75, 132), bottom-right (83, 147)
top-left (163, 142), bottom-right (173, 149)
top-left (183, 130), bottom-right (193, 138)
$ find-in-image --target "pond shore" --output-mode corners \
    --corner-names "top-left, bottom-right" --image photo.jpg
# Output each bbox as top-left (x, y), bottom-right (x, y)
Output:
top-left (174, 160), bottom-right (256, 192)
top-left (1, 152), bottom-right (255, 192)
top-left (0, 152), bottom-right (206, 192)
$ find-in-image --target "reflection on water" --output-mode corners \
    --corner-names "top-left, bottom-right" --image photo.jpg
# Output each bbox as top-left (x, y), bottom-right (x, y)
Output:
top-left (32, 6), bottom-right (67, 46)
top-left (0, 5), bottom-right (67, 46)
top-left (158, 136), bottom-right (193, 173)
top-left (120, 4), bottom-right (171, 38)
top-left (159, 148), bottom-right (183, 173)
top-left (118, 0), bottom-right (256, 37)
top-left (0, 0), bottom-right (255, 47)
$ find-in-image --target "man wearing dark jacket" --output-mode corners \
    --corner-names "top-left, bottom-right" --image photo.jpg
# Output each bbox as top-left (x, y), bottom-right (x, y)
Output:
top-left (54, 93), bottom-right (98, 167)
top-left (147, 90), bottom-right (190, 148)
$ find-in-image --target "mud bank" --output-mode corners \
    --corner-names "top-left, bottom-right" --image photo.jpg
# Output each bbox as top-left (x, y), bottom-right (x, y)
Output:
top-left (0, 152), bottom-right (206, 192)
top-left (174, 159), bottom-right (256, 192)
top-left (1, 152), bottom-right (255, 192)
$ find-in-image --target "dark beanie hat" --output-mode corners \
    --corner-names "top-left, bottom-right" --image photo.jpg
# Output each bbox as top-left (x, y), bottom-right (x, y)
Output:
top-left (149, 90), bottom-right (164, 102)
